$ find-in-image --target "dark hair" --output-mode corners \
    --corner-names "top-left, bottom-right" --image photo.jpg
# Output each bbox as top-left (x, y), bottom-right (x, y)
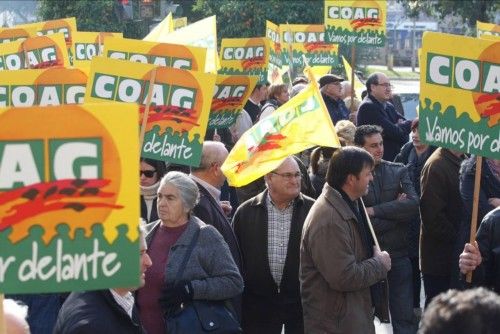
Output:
top-left (253, 83), bottom-right (265, 92)
top-left (354, 125), bottom-right (383, 146)
top-left (361, 90), bottom-right (368, 100)
top-left (420, 288), bottom-right (500, 334)
top-left (140, 158), bottom-right (167, 179)
top-left (309, 146), bottom-right (337, 175)
top-left (326, 147), bottom-right (374, 189)
top-left (411, 118), bottom-right (419, 131)
top-left (365, 73), bottom-right (379, 94)
top-left (292, 76), bottom-right (308, 86)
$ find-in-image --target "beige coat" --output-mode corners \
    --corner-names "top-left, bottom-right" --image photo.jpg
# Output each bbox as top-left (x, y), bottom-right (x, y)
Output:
top-left (300, 185), bottom-right (387, 334)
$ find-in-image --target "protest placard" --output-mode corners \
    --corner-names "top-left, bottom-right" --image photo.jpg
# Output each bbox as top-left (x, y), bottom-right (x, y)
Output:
top-left (324, 0), bottom-right (386, 46)
top-left (0, 33), bottom-right (70, 71)
top-left (71, 32), bottom-right (123, 68)
top-left (0, 26), bottom-right (36, 44)
top-left (419, 32), bottom-right (499, 159)
top-left (209, 75), bottom-right (258, 129)
top-left (85, 57), bottom-right (216, 166)
top-left (281, 24), bottom-right (339, 67)
top-left (0, 103), bottom-right (140, 293)
top-left (103, 36), bottom-right (206, 71)
top-left (219, 37), bottom-right (270, 84)
top-left (0, 67), bottom-right (87, 107)
top-left (477, 20), bottom-right (500, 39)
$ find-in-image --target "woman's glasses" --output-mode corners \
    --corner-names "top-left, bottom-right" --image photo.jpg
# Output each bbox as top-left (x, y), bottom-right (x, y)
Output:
top-left (140, 170), bottom-right (157, 178)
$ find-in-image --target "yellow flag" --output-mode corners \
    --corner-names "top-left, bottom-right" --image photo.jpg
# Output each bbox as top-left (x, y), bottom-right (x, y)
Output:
top-left (155, 16), bottom-right (219, 73)
top-left (342, 56), bottom-right (365, 98)
top-left (143, 13), bottom-right (173, 41)
top-left (221, 80), bottom-right (340, 187)
top-left (308, 66), bottom-right (331, 81)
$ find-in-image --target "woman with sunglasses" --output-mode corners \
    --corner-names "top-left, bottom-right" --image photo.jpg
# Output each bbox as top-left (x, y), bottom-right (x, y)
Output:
top-left (140, 158), bottom-right (167, 223)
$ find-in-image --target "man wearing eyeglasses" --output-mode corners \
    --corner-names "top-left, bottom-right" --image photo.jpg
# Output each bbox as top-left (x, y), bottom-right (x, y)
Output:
top-left (233, 156), bottom-right (315, 333)
top-left (357, 72), bottom-right (412, 161)
top-left (319, 74), bottom-right (350, 125)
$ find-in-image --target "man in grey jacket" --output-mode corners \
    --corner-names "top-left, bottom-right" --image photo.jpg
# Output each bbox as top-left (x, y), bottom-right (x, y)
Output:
top-left (355, 125), bottom-right (419, 334)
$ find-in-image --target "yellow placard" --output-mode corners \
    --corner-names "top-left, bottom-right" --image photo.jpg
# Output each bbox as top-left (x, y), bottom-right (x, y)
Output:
top-left (209, 74), bottom-right (258, 129)
top-left (15, 17), bottom-right (77, 49)
top-left (103, 36), bottom-right (206, 71)
top-left (0, 33), bottom-right (70, 71)
top-left (71, 32), bottom-right (123, 68)
top-left (0, 26), bottom-right (37, 44)
top-left (324, 0), bottom-right (386, 46)
top-left (0, 68), bottom-right (88, 107)
top-left (219, 37), bottom-right (270, 84)
top-left (477, 20), bottom-right (500, 39)
top-left (85, 57), bottom-right (216, 166)
top-left (280, 24), bottom-right (339, 67)
top-left (0, 102), bottom-right (140, 293)
top-left (420, 32), bottom-right (499, 159)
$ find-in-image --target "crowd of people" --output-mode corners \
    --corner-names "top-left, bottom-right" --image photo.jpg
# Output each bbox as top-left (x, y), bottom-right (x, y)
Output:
top-left (6, 72), bottom-right (500, 334)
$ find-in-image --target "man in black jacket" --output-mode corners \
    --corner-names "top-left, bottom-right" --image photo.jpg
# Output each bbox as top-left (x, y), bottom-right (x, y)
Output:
top-left (233, 156), bottom-right (315, 334)
top-left (319, 74), bottom-right (350, 125)
top-left (191, 140), bottom-right (242, 270)
top-left (357, 72), bottom-right (412, 161)
top-left (356, 125), bottom-right (419, 334)
top-left (53, 228), bottom-right (152, 334)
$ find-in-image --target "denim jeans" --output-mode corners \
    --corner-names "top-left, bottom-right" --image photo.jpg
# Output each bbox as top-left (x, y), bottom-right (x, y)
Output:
top-left (388, 257), bottom-right (417, 334)
top-left (7, 293), bottom-right (64, 334)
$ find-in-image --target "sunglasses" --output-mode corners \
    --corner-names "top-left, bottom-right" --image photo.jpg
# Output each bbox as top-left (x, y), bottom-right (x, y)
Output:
top-left (140, 170), bottom-right (157, 178)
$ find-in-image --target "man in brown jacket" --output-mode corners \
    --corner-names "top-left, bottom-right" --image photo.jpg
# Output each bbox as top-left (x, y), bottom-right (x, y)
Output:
top-left (301, 147), bottom-right (391, 334)
top-left (420, 147), bottom-right (465, 306)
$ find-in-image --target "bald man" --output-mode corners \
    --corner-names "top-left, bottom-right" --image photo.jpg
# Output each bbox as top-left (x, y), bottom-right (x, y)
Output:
top-left (4, 299), bottom-right (30, 334)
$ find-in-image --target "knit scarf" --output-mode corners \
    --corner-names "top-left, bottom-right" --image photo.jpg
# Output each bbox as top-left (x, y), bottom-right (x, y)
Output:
top-left (141, 181), bottom-right (160, 200)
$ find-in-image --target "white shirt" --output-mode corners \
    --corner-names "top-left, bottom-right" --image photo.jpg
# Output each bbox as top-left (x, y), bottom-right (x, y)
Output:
top-left (190, 174), bottom-right (221, 201)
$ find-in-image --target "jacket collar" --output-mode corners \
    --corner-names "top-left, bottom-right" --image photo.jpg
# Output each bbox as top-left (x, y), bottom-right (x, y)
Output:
top-left (323, 184), bottom-right (357, 222)
top-left (439, 147), bottom-right (464, 167)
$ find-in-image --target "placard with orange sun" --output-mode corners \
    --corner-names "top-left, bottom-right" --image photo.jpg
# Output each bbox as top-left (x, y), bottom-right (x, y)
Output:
top-left (209, 74), bottom-right (258, 129)
top-left (85, 56), bottom-right (216, 167)
top-left (324, 0), bottom-right (386, 46)
top-left (0, 103), bottom-right (140, 293)
top-left (71, 32), bottom-right (123, 69)
top-left (102, 36), bottom-right (207, 72)
top-left (219, 37), bottom-right (270, 84)
top-left (419, 32), bottom-right (500, 160)
top-left (0, 33), bottom-right (69, 71)
top-left (0, 67), bottom-right (88, 107)
top-left (280, 24), bottom-right (339, 68)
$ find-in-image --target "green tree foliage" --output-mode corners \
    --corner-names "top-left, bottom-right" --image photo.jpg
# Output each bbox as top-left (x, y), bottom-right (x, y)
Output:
top-left (38, 0), bottom-right (144, 38)
top-left (191, 0), bottom-right (324, 39)
top-left (398, 0), bottom-right (499, 35)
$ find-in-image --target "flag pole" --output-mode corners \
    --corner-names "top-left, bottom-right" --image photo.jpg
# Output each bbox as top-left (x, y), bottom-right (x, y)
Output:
top-left (466, 155), bottom-right (483, 283)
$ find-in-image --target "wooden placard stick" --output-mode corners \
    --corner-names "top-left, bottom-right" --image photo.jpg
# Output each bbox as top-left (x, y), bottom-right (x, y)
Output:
top-left (350, 44), bottom-right (356, 113)
top-left (138, 67), bottom-right (158, 155)
top-left (0, 294), bottom-right (5, 334)
top-left (360, 198), bottom-right (381, 251)
top-left (466, 155), bottom-right (483, 283)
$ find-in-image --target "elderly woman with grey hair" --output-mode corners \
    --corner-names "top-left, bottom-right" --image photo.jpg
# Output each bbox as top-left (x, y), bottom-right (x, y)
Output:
top-left (136, 171), bottom-right (243, 334)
